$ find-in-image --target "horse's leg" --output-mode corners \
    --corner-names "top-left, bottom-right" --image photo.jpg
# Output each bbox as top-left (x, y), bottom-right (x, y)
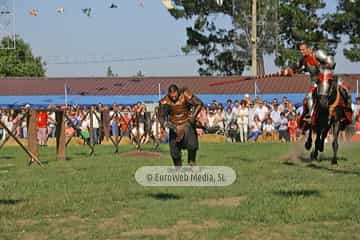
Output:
top-left (332, 121), bottom-right (340, 165)
top-left (311, 130), bottom-right (321, 161)
top-left (319, 124), bottom-right (330, 153)
top-left (305, 128), bottom-right (312, 151)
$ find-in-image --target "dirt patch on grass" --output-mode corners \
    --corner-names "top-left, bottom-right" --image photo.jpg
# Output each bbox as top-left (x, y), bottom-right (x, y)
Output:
top-left (21, 232), bottom-right (49, 240)
top-left (121, 219), bottom-right (221, 237)
top-left (98, 217), bottom-right (127, 231)
top-left (279, 141), bottom-right (307, 163)
top-left (196, 196), bottom-right (247, 207)
top-left (119, 150), bottom-right (162, 158)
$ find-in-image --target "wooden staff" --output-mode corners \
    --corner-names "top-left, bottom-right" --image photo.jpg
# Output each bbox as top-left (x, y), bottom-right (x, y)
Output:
top-left (208, 72), bottom-right (285, 87)
top-left (0, 118), bottom-right (43, 167)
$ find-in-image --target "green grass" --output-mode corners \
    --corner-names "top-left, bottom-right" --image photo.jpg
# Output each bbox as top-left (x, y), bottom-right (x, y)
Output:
top-left (1, 142), bottom-right (360, 239)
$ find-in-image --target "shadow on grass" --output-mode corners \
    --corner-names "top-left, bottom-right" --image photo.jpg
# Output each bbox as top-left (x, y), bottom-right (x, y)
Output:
top-left (274, 189), bottom-right (320, 198)
top-left (0, 156), bottom-right (14, 160)
top-left (148, 193), bottom-right (182, 200)
top-left (299, 155), bottom-right (347, 163)
top-left (306, 163), bottom-right (360, 176)
top-left (282, 161), bottom-right (296, 166)
top-left (0, 199), bottom-right (24, 205)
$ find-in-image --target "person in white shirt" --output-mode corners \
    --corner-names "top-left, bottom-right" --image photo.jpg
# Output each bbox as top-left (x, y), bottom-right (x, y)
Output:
top-left (278, 112), bottom-right (290, 142)
top-left (262, 117), bottom-right (275, 138)
top-left (254, 100), bottom-right (269, 122)
top-left (270, 104), bottom-right (281, 130)
top-left (237, 100), bottom-right (249, 142)
top-left (91, 106), bottom-right (100, 144)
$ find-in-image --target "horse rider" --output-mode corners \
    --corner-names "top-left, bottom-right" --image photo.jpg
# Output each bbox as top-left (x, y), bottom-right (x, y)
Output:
top-left (281, 42), bottom-right (353, 131)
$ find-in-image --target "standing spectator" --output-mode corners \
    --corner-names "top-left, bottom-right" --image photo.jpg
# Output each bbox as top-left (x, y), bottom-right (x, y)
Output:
top-left (270, 104), bottom-right (281, 130)
top-left (237, 100), bottom-right (249, 142)
top-left (119, 109), bottom-right (130, 137)
top-left (1, 110), bottom-right (9, 141)
top-left (248, 101), bottom-right (256, 128)
top-left (278, 112), bottom-right (290, 142)
top-left (91, 106), bottom-right (100, 144)
top-left (243, 94), bottom-right (251, 107)
top-left (0, 110), bottom-right (3, 140)
top-left (224, 107), bottom-right (237, 141)
top-left (248, 115), bottom-right (262, 142)
top-left (215, 106), bottom-right (225, 133)
top-left (254, 100), bottom-right (269, 122)
top-left (232, 100), bottom-right (240, 115)
top-left (37, 111), bottom-right (48, 146)
top-left (271, 98), bottom-right (279, 110)
top-left (47, 110), bottom-right (56, 138)
top-left (352, 97), bottom-right (360, 121)
top-left (80, 115), bottom-right (90, 145)
top-left (279, 96), bottom-right (288, 113)
top-left (226, 99), bottom-right (233, 110)
top-left (288, 112), bottom-right (298, 142)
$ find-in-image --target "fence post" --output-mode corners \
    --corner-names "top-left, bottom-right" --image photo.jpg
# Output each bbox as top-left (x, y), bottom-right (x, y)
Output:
top-left (27, 109), bottom-right (38, 160)
top-left (56, 110), bottom-right (66, 160)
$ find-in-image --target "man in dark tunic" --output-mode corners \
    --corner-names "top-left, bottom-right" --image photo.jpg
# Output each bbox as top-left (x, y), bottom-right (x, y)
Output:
top-left (158, 84), bottom-right (204, 166)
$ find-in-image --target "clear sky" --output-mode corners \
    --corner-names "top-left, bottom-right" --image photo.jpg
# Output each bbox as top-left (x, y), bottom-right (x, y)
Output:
top-left (9, 0), bottom-right (360, 77)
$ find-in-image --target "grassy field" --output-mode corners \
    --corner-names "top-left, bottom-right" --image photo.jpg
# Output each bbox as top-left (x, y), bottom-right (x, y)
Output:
top-left (1, 142), bottom-right (360, 240)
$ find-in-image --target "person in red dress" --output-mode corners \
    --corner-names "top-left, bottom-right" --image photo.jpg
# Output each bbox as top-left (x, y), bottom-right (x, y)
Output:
top-left (36, 111), bottom-right (48, 146)
top-left (288, 112), bottom-right (298, 142)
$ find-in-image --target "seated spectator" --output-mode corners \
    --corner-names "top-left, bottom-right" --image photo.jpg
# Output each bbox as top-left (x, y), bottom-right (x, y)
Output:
top-left (206, 109), bottom-right (220, 134)
top-left (248, 115), bottom-right (262, 142)
top-left (278, 112), bottom-right (290, 142)
top-left (262, 117), bottom-right (275, 137)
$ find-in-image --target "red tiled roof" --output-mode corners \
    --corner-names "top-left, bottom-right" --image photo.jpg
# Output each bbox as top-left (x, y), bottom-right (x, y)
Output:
top-left (0, 74), bottom-right (359, 96)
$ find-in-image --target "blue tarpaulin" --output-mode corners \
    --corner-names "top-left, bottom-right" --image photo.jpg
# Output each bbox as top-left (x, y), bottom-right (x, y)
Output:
top-left (0, 93), bottom-right (357, 108)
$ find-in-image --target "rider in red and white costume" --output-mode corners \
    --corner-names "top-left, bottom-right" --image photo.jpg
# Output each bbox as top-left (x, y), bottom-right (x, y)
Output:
top-left (282, 42), bottom-right (352, 130)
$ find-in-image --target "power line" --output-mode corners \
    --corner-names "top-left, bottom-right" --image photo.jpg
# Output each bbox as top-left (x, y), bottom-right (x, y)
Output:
top-left (45, 53), bottom-right (198, 65)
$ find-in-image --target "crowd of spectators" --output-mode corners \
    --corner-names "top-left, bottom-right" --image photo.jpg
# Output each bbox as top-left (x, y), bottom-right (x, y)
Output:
top-left (0, 96), bottom-right (360, 145)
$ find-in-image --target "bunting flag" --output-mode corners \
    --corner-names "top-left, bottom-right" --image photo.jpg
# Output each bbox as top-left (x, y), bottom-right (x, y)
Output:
top-left (137, 1), bottom-right (144, 8)
top-left (109, 3), bottom-right (118, 9)
top-left (216, 0), bottom-right (224, 6)
top-left (29, 9), bottom-right (39, 16)
top-left (56, 7), bottom-right (65, 14)
top-left (82, 8), bottom-right (92, 17)
top-left (162, 0), bottom-right (175, 10)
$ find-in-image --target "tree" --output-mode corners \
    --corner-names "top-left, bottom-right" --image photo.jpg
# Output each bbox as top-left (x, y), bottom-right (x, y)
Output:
top-left (106, 66), bottom-right (115, 77)
top-left (169, 0), bottom-right (279, 76)
top-left (136, 70), bottom-right (144, 77)
top-left (167, 0), bottom-right (338, 75)
top-left (275, 0), bottom-right (334, 68)
top-left (323, 0), bottom-right (360, 62)
top-left (0, 35), bottom-right (46, 77)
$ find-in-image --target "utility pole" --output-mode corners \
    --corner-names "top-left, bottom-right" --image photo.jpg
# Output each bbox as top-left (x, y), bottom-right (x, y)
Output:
top-left (251, 0), bottom-right (257, 76)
